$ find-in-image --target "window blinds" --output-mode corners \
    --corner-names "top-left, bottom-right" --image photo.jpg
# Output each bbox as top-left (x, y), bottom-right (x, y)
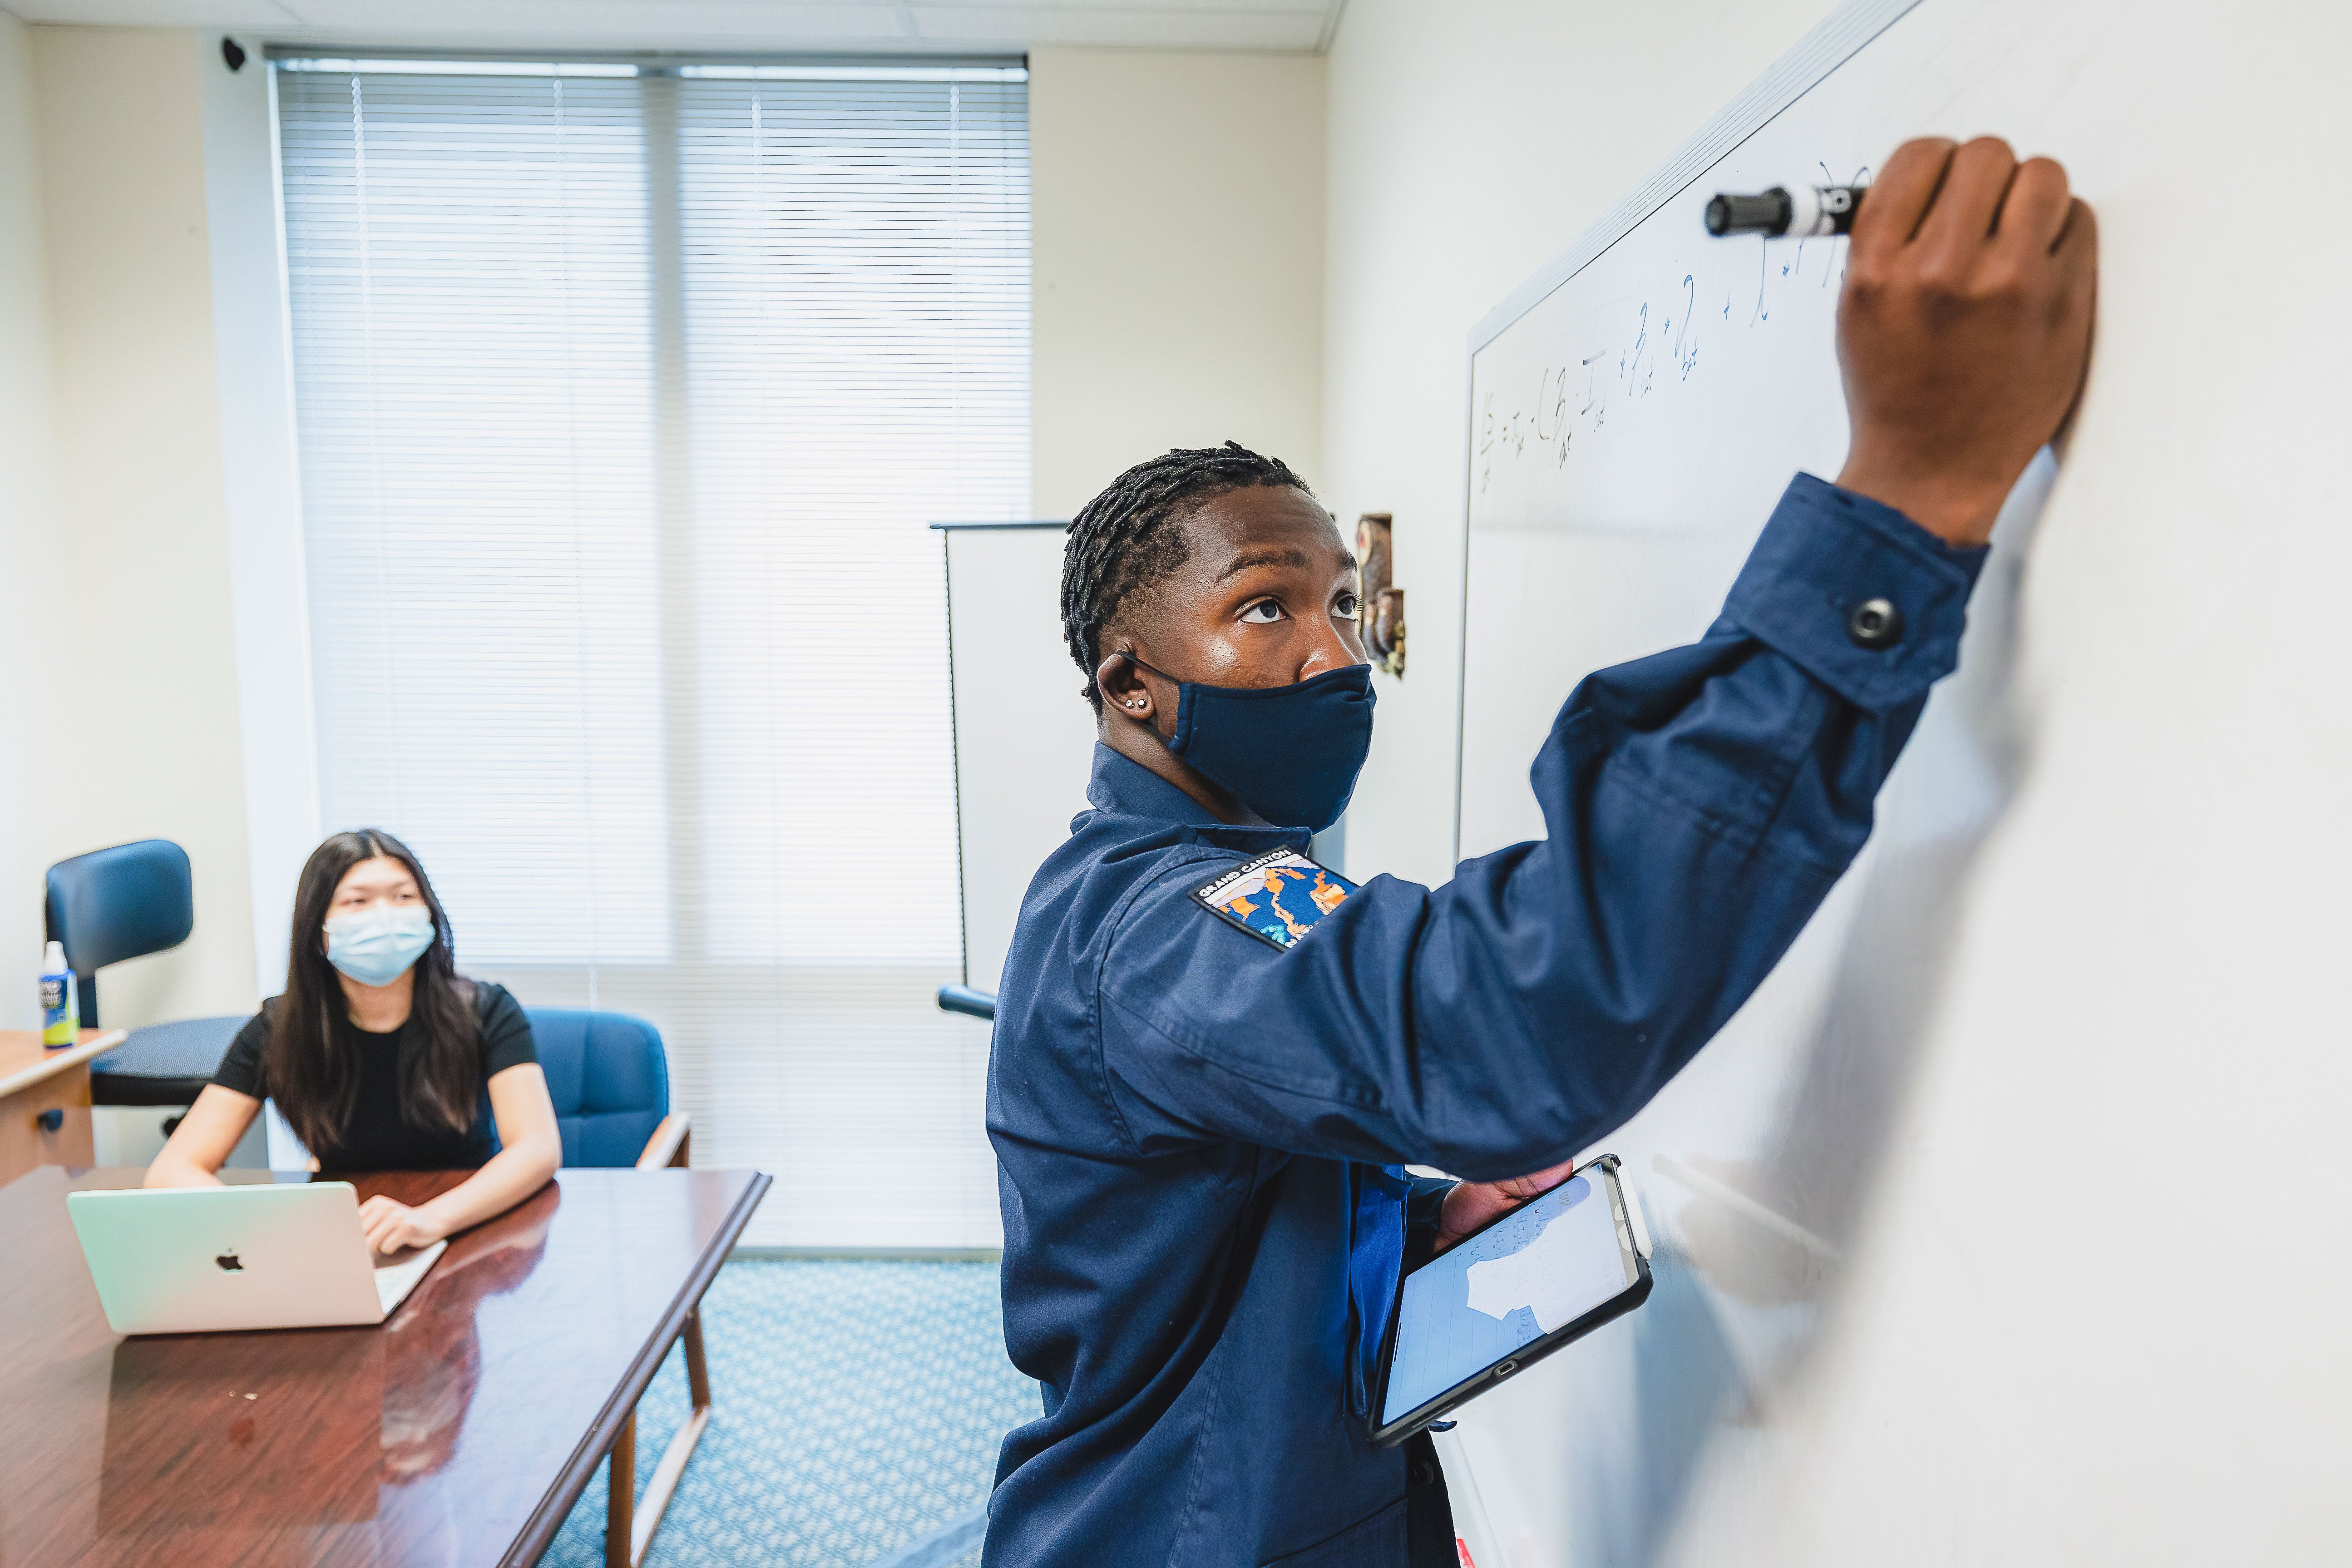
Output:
top-left (278, 60), bottom-right (1029, 1248)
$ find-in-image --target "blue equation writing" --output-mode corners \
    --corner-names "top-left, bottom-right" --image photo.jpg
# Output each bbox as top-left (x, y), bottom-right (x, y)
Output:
top-left (1477, 173), bottom-right (1863, 495)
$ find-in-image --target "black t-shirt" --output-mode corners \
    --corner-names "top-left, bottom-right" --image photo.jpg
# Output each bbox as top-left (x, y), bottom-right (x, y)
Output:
top-left (213, 982), bottom-right (537, 1171)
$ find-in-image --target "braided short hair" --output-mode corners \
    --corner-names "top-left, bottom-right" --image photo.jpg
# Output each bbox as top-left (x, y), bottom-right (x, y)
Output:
top-left (1060, 442), bottom-right (1315, 711)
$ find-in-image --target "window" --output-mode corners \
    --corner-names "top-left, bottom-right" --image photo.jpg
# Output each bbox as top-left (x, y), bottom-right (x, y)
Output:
top-left (277, 58), bottom-right (1029, 1247)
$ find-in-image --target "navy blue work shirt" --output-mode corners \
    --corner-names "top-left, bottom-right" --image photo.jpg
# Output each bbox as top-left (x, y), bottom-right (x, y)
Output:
top-left (983, 475), bottom-right (1986, 1568)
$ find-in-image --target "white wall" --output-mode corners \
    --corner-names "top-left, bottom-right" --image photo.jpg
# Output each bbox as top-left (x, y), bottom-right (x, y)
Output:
top-left (1320, 0), bottom-right (1827, 887)
top-left (201, 36), bottom-right (319, 1004)
top-left (1032, 45), bottom-right (1325, 519)
top-left (951, 45), bottom-right (1330, 992)
top-left (0, 15), bottom-right (77, 1030)
top-left (1313, 0), bottom-right (1850, 1548)
top-left (28, 27), bottom-right (258, 1028)
top-left (5, 37), bottom-right (1328, 1030)
top-left (1327, 3), bottom-right (2352, 1565)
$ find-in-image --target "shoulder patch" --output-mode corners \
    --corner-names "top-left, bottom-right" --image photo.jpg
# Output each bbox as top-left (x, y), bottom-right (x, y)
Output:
top-left (1190, 848), bottom-right (1359, 951)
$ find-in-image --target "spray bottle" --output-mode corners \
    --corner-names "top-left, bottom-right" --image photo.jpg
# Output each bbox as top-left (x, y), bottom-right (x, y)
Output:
top-left (40, 941), bottom-right (79, 1048)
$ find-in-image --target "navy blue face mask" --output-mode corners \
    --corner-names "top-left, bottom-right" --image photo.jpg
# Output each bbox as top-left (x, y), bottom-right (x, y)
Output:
top-left (1119, 653), bottom-right (1376, 833)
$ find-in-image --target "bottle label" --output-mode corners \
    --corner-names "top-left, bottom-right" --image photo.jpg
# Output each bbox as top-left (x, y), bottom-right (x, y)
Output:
top-left (41, 975), bottom-right (75, 1045)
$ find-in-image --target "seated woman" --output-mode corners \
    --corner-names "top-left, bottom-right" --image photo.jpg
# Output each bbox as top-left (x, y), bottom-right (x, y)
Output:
top-left (147, 829), bottom-right (561, 1255)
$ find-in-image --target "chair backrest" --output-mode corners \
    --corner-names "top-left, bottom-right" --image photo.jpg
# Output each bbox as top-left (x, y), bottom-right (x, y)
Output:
top-left (524, 1008), bottom-right (670, 1168)
top-left (45, 840), bottom-right (196, 1027)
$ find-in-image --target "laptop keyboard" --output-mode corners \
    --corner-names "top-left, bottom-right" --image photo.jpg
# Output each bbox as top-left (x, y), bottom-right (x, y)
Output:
top-left (372, 1241), bottom-right (446, 1315)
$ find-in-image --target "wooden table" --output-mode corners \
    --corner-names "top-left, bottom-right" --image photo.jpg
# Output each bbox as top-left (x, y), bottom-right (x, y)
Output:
top-left (0, 1163), bottom-right (771, 1568)
top-left (0, 1031), bottom-right (128, 1187)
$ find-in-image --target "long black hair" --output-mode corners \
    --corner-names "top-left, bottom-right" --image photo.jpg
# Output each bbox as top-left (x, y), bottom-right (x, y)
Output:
top-left (265, 829), bottom-right (480, 1155)
top-left (1059, 441), bottom-right (1313, 711)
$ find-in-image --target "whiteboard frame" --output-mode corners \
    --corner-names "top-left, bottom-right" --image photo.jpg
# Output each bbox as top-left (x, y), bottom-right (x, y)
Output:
top-left (1464, 0), bottom-right (1927, 358)
top-left (933, 518), bottom-right (1072, 989)
top-left (1453, 0), bottom-right (1927, 861)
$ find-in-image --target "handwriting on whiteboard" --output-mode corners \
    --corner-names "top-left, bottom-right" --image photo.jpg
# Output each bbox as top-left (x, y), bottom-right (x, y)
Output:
top-left (1476, 166), bottom-right (1866, 495)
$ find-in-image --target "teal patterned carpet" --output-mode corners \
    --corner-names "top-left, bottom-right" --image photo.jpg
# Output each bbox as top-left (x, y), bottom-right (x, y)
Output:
top-left (541, 1259), bottom-right (1029, 1568)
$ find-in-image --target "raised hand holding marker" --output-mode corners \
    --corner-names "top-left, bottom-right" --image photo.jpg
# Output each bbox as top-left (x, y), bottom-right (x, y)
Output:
top-left (1705, 184), bottom-right (1864, 237)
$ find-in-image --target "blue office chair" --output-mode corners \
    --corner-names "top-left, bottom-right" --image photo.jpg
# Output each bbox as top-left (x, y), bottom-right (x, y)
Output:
top-left (526, 1008), bottom-right (687, 1170)
top-left (522, 1007), bottom-right (703, 1568)
top-left (45, 841), bottom-right (248, 1112)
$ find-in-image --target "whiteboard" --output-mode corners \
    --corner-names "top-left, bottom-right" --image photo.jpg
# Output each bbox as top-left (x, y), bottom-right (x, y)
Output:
top-left (1449, 0), bottom-right (2352, 1563)
top-left (941, 523), bottom-right (1096, 996)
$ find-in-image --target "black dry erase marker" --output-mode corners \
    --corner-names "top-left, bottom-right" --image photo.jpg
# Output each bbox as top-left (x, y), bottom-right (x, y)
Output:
top-left (1704, 185), bottom-right (1864, 238)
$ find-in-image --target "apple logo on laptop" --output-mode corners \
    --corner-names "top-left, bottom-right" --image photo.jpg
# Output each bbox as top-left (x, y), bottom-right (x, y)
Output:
top-left (215, 1251), bottom-right (244, 1272)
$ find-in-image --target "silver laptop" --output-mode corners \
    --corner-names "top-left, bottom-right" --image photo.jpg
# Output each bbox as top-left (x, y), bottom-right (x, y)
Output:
top-left (66, 1182), bottom-right (446, 1335)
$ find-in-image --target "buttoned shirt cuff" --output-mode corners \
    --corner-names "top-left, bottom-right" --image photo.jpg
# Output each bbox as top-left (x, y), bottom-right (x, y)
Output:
top-left (1723, 473), bottom-right (1989, 713)
top-left (1402, 1176), bottom-right (1456, 1271)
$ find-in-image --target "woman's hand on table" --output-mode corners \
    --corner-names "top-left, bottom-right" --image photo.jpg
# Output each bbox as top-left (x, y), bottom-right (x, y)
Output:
top-left (358, 1193), bottom-right (451, 1255)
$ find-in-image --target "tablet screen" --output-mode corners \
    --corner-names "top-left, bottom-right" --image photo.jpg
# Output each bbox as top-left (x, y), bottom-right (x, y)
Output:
top-left (1380, 1172), bottom-right (1635, 1427)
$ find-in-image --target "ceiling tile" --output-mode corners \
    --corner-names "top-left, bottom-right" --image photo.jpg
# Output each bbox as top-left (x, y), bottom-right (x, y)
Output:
top-left (912, 6), bottom-right (1324, 49)
top-left (10, 0), bottom-right (1342, 52)
top-left (6, 0), bottom-right (299, 24)
top-left (271, 0), bottom-right (921, 44)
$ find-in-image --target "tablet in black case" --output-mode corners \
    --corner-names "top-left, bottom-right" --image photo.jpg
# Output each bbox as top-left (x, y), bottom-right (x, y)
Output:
top-left (1370, 1155), bottom-right (1654, 1447)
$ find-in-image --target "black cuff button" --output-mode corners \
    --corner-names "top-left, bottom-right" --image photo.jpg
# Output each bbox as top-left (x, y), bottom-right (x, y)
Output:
top-left (1846, 597), bottom-right (1903, 650)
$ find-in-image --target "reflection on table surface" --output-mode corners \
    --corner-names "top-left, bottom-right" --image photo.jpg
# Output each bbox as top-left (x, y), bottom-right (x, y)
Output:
top-left (0, 1163), bottom-right (765, 1568)
top-left (377, 1190), bottom-right (553, 1484)
top-left (101, 1329), bottom-right (386, 1533)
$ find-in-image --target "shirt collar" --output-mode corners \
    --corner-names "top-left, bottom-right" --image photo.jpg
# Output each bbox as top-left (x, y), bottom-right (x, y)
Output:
top-left (1082, 744), bottom-right (1314, 855)
top-left (1085, 743), bottom-right (1226, 826)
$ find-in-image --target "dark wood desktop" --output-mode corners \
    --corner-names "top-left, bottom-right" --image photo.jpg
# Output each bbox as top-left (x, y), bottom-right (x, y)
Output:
top-left (0, 1162), bottom-right (770, 1568)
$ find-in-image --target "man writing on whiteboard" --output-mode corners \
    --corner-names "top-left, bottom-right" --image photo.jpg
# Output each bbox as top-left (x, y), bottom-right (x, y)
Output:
top-left (984, 137), bottom-right (2095, 1568)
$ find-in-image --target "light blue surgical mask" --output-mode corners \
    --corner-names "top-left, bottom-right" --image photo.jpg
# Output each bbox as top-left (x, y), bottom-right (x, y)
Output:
top-left (323, 905), bottom-right (436, 988)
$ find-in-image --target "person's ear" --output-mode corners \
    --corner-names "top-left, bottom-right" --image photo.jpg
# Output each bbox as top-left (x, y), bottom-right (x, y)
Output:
top-left (1097, 650), bottom-right (1157, 726)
